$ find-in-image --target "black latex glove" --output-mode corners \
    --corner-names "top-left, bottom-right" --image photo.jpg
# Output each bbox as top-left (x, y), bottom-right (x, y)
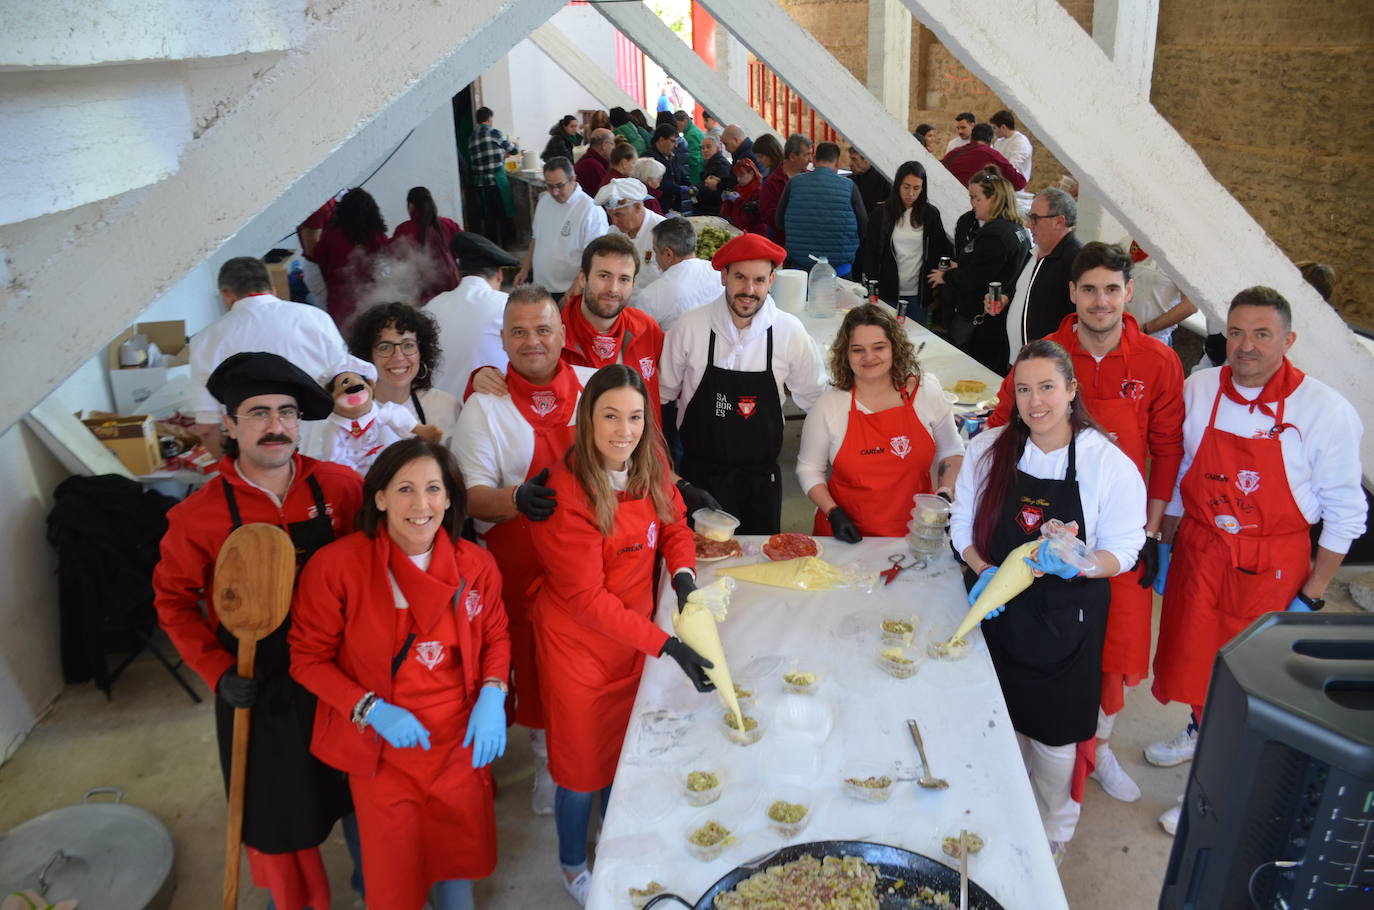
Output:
top-left (672, 571), bottom-right (697, 612)
top-left (515, 468), bottom-right (557, 521)
top-left (217, 669), bottom-right (258, 708)
top-left (1136, 536), bottom-right (1160, 590)
top-left (677, 479), bottom-right (722, 515)
top-left (828, 506), bottom-right (863, 544)
top-left (660, 637), bottom-right (715, 692)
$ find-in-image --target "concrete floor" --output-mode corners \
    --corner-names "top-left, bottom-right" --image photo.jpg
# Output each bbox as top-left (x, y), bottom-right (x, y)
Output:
top-left (1, 415), bottom-right (1367, 908)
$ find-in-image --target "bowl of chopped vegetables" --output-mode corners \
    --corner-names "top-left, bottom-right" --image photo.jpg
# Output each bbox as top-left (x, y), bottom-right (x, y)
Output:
top-left (687, 216), bottom-right (741, 261)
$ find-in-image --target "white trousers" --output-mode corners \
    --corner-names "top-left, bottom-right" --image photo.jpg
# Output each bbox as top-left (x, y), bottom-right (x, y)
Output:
top-left (1016, 733), bottom-right (1081, 843)
top-left (1095, 706), bottom-right (1116, 741)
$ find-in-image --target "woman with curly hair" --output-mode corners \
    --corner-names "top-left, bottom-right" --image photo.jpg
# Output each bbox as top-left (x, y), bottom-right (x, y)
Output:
top-left (796, 303), bottom-right (964, 542)
top-left (306, 187), bottom-right (390, 328)
top-left (348, 302), bottom-right (462, 448)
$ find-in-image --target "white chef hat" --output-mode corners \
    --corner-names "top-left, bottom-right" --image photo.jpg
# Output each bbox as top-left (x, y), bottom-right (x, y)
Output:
top-left (321, 353), bottom-right (377, 386)
top-left (593, 177), bottom-right (650, 211)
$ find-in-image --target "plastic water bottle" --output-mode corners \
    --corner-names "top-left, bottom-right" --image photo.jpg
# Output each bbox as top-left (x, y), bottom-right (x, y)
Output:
top-left (807, 256), bottom-right (836, 319)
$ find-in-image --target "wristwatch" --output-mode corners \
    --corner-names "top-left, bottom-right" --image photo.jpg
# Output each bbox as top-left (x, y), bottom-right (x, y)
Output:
top-left (481, 676), bottom-right (510, 694)
top-left (1296, 591), bottom-right (1326, 611)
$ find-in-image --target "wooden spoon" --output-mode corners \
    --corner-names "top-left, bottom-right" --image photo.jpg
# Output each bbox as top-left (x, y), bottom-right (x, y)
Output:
top-left (213, 523), bottom-right (296, 910)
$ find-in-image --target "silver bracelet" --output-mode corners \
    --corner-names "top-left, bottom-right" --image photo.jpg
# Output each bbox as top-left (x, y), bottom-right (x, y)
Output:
top-left (351, 691), bottom-right (377, 729)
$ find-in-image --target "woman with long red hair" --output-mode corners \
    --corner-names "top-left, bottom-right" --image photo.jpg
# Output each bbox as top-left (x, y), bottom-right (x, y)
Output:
top-left (948, 339), bottom-right (1144, 866)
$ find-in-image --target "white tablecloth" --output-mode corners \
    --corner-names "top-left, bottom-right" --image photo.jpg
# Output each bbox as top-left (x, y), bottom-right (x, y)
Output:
top-left (585, 537), bottom-right (1069, 910)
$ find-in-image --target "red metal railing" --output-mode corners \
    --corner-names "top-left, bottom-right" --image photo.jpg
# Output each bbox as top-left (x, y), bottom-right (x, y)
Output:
top-left (746, 61), bottom-right (838, 145)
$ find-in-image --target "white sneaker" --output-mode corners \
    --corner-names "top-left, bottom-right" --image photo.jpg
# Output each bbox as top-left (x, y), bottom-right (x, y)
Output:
top-left (532, 758), bottom-right (556, 816)
top-left (1049, 840), bottom-right (1067, 867)
top-left (1159, 796), bottom-right (1183, 836)
top-left (1091, 745), bottom-right (1142, 802)
top-left (1144, 725), bottom-right (1197, 767)
top-left (562, 868), bottom-right (591, 906)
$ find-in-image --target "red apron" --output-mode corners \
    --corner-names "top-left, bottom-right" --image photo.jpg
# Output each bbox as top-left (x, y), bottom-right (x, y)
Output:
top-left (1080, 342), bottom-right (1155, 701)
top-left (812, 385), bottom-right (935, 538)
top-left (1152, 378), bottom-right (1310, 709)
top-left (349, 547), bottom-right (495, 910)
top-left (535, 495), bottom-right (660, 792)
top-left (481, 366), bottom-right (583, 729)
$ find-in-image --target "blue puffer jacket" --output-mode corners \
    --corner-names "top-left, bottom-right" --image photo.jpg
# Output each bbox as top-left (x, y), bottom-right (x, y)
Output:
top-left (783, 167), bottom-right (860, 267)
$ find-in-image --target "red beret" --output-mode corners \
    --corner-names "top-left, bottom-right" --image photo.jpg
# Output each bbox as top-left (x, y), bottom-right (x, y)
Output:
top-left (711, 233), bottom-right (786, 271)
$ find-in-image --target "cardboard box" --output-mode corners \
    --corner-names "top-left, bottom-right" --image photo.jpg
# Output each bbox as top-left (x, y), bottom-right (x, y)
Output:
top-left (264, 251), bottom-right (296, 302)
top-left (107, 321), bottom-right (191, 415)
top-left (81, 412), bottom-right (165, 475)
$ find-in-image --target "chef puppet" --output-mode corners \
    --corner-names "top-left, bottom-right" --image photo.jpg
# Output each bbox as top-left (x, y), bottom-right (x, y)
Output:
top-left (317, 355), bottom-right (441, 474)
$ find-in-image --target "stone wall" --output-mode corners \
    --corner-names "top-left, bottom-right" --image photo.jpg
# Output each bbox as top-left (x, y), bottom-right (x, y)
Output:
top-left (777, 0), bottom-right (1374, 326)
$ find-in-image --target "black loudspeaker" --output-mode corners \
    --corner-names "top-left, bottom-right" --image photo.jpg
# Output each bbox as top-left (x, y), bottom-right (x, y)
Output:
top-left (1159, 613), bottom-right (1374, 909)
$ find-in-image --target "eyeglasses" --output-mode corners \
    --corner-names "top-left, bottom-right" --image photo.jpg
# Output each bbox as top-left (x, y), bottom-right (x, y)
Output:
top-left (234, 406), bottom-right (301, 428)
top-left (544, 178), bottom-right (572, 192)
top-left (374, 340), bottom-right (419, 356)
top-left (1026, 212), bottom-right (1060, 225)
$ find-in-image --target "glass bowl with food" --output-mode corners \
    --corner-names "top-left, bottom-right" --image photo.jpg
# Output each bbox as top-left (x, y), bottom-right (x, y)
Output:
top-left (720, 707), bottom-right (765, 746)
top-left (680, 766), bottom-right (725, 807)
top-left (877, 646), bottom-right (921, 679)
top-left (762, 785), bottom-right (814, 839)
top-left (684, 814), bottom-right (735, 862)
top-left (879, 615), bottom-right (918, 647)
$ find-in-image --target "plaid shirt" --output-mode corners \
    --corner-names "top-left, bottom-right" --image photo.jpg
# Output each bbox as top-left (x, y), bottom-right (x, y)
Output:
top-left (469, 123), bottom-right (518, 186)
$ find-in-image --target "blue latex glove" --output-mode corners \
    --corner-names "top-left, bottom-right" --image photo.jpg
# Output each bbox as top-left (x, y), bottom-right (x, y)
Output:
top-left (1286, 596), bottom-right (1313, 612)
top-left (967, 567), bottom-right (1006, 620)
top-left (367, 700), bottom-right (431, 750)
top-left (1024, 543), bottom-right (1082, 580)
top-left (1153, 543), bottom-right (1172, 596)
top-left (463, 685), bottom-right (508, 768)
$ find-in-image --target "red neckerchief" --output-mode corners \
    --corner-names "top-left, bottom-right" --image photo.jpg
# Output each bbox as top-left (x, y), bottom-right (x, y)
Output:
top-left (563, 297), bottom-right (625, 368)
top-left (383, 528), bottom-right (458, 636)
top-left (348, 418), bottom-right (375, 438)
top-left (1219, 358), bottom-right (1305, 434)
top-left (506, 360), bottom-right (580, 430)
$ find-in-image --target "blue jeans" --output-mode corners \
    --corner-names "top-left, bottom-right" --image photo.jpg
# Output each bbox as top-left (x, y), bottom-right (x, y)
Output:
top-left (554, 785), bottom-right (612, 866)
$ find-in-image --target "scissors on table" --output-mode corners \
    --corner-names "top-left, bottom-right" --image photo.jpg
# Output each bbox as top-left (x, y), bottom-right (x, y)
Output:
top-left (880, 552), bottom-right (923, 586)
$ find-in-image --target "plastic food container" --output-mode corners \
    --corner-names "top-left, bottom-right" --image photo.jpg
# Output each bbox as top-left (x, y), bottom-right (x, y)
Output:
top-left (693, 509), bottom-right (741, 542)
top-left (877, 646), bottom-right (920, 679)
top-left (721, 708), bottom-right (765, 746)
top-left (841, 762), bottom-right (897, 803)
top-left (880, 616), bottom-right (917, 647)
top-left (926, 636), bottom-right (972, 661)
top-left (762, 786), bottom-right (813, 839)
top-left (685, 816), bottom-right (733, 861)
top-left (910, 493), bottom-right (951, 529)
top-left (681, 767), bottom-right (725, 807)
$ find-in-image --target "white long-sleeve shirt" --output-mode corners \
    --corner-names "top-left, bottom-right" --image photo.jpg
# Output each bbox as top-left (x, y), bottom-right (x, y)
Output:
top-left (532, 187), bottom-right (609, 293)
top-left (1165, 367), bottom-right (1366, 553)
top-left (427, 276), bottom-right (508, 399)
top-left (659, 293), bottom-right (827, 424)
top-left (994, 130), bottom-right (1035, 213)
top-left (796, 381), bottom-right (964, 493)
top-left (634, 257), bottom-right (722, 331)
top-left (188, 293), bottom-right (347, 423)
top-left (951, 426), bottom-right (1146, 575)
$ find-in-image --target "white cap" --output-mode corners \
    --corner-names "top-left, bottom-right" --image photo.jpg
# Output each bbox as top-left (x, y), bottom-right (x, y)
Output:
top-left (322, 353), bottom-right (377, 386)
top-left (593, 177), bottom-right (649, 210)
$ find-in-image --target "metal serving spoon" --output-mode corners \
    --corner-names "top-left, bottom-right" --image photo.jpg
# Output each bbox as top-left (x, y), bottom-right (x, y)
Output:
top-left (906, 719), bottom-right (949, 789)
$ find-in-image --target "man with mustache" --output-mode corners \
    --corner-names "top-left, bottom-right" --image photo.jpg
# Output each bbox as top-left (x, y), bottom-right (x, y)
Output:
top-left (660, 233), bottom-right (827, 534)
top-left (1149, 285), bottom-right (1365, 835)
top-left (154, 352), bottom-right (365, 909)
top-left (987, 242), bottom-right (1186, 806)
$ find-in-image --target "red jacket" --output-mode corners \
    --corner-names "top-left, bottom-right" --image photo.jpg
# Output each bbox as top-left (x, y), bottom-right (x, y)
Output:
top-left (941, 143), bottom-right (1028, 191)
top-left (988, 313), bottom-right (1185, 500)
top-left (722, 158), bottom-right (765, 234)
top-left (561, 298), bottom-right (665, 407)
top-left (575, 148), bottom-right (610, 197)
top-left (289, 531), bottom-right (511, 776)
top-left (758, 167), bottom-right (792, 241)
top-left (153, 454), bottom-right (364, 689)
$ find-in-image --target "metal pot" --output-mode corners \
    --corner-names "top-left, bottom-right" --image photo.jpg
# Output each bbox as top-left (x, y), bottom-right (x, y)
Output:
top-left (0, 788), bottom-right (175, 909)
top-left (643, 839), bottom-right (1004, 909)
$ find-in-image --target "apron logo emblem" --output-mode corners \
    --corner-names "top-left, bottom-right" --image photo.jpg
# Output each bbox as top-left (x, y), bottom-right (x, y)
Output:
top-left (889, 435), bottom-right (911, 459)
top-left (1015, 505), bottom-right (1044, 534)
top-left (737, 395), bottom-right (757, 419)
top-left (646, 521), bottom-right (658, 549)
top-left (1214, 514), bottom-right (1242, 535)
top-left (1235, 470), bottom-right (1260, 496)
top-left (560, 220), bottom-right (572, 237)
top-left (530, 391), bottom-right (557, 417)
top-left (465, 589), bottom-right (483, 618)
top-left (639, 357), bottom-right (655, 380)
top-left (415, 640), bottom-right (446, 670)
top-left (1120, 378), bottom-right (1146, 400)
top-left (644, 250), bottom-right (654, 263)
top-left (592, 335), bottom-right (617, 360)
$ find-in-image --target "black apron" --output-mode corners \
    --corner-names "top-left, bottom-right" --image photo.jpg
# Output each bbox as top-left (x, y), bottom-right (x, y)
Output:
top-left (214, 474), bottom-right (351, 853)
top-left (968, 435), bottom-right (1110, 746)
top-left (678, 328), bottom-right (784, 535)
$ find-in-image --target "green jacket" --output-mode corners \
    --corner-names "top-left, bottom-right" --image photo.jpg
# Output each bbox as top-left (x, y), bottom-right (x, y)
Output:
top-left (682, 122), bottom-right (705, 184)
top-left (614, 122), bottom-right (647, 155)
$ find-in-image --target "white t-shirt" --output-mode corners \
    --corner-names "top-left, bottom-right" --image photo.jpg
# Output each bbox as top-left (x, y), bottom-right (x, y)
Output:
top-left (1126, 256), bottom-right (1182, 345)
top-left (1165, 367), bottom-right (1366, 553)
top-left (944, 136), bottom-right (970, 156)
top-left (796, 380), bottom-right (964, 493)
top-left (533, 187), bottom-right (609, 293)
top-left (659, 294), bottom-right (827, 422)
top-left (635, 257), bottom-right (722, 331)
top-left (951, 426), bottom-right (1147, 574)
top-left (428, 276), bottom-right (507, 399)
top-left (994, 131), bottom-right (1034, 213)
top-left (1004, 253), bottom-right (1041, 358)
top-left (890, 216), bottom-right (926, 296)
top-left (401, 387), bottom-right (462, 450)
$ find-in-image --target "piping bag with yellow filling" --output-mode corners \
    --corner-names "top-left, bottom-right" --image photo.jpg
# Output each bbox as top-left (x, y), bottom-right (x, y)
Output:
top-left (947, 540), bottom-right (1041, 644)
top-left (718, 556), bottom-right (845, 591)
top-left (672, 578), bottom-right (744, 728)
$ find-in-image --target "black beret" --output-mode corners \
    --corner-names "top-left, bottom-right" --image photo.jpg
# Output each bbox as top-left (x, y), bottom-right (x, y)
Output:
top-left (206, 352), bottom-right (334, 420)
top-left (450, 230), bottom-right (519, 271)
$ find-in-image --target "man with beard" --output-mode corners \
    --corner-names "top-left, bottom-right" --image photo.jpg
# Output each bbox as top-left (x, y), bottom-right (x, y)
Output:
top-left (154, 352), bottom-right (364, 909)
top-left (660, 233), bottom-right (827, 534)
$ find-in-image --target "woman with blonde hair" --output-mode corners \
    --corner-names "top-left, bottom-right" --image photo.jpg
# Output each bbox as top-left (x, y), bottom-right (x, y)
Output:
top-left (929, 167), bottom-right (1031, 371)
top-left (527, 365), bottom-right (712, 904)
top-left (798, 303), bottom-right (964, 542)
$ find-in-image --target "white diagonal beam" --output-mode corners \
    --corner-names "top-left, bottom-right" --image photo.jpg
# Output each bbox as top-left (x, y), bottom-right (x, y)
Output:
top-left (693, 0), bottom-right (963, 235)
top-left (592, 0), bottom-right (771, 140)
top-left (528, 22), bottom-right (640, 114)
top-left (0, 0), bottom-right (567, 437)
top-left (899, 0), bottom-right (1374, 480)
top-left (867, 0), bottom-right (912, 122)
